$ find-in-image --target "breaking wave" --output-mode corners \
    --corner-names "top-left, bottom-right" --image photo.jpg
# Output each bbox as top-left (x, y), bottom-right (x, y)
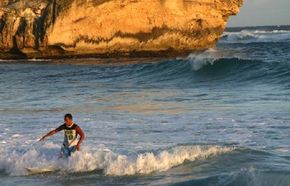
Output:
top-left (186, 48), bottom-right (246, 71)
top-left (220, 29), bottom-right (290, 43)
top-left (0, 142), bottom-right (234, 176)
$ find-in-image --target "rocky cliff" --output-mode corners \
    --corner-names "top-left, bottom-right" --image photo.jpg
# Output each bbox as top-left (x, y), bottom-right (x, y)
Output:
top-left (0, 0), bottom-right (243, 59)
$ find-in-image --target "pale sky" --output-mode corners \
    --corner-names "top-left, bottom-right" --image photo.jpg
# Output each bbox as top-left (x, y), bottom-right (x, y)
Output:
top-left (227, 0), bottom-right (290, 27)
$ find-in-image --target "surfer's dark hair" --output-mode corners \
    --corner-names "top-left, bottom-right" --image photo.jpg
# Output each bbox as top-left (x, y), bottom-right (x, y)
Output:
top-left (64, 113), bottom-right (73, 120)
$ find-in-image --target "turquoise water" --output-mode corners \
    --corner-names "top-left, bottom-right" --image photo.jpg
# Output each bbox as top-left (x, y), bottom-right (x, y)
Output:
top-left (0, 26), bottom-right (290, 186)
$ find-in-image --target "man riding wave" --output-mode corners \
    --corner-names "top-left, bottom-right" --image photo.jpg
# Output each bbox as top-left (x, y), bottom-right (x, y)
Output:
top-left (40, 113), bottom-right (85, 157)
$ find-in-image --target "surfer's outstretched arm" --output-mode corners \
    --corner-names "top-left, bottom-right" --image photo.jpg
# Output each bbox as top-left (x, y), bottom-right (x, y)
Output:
top-left (39, 129), bottom-right (59, 141)
top-left (40, 124), bottom-right (66, 141)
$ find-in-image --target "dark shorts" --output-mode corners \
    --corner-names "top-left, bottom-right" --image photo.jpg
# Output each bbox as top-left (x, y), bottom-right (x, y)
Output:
top-left (61, 144), bottom-right (77, 158)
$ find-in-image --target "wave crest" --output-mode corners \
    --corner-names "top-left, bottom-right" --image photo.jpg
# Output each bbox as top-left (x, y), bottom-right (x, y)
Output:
top-left (186, 48), bottom-right (244, 71)
top-left (220, 29), bottom-right (290, 43)
top-left (0, 143), bottom-right (234, 176)
top-left (106, 145), bottom-right (234, 175)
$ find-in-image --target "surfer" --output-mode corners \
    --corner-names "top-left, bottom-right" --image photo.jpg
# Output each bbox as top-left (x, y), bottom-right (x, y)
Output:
top-left (39, 113), bottom-right (85, 157)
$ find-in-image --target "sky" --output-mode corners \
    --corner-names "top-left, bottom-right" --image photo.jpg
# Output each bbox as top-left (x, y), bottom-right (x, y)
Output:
top-left (227, 0), bottom-right (290, 27)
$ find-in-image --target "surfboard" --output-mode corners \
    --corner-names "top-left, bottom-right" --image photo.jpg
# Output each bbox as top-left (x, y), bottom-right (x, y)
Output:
top-left (26, 167), bottom-right (57, 175)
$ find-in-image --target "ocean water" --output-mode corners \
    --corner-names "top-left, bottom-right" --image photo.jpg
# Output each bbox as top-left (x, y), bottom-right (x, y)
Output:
top-left (0, 25), bottom-right (290, 186)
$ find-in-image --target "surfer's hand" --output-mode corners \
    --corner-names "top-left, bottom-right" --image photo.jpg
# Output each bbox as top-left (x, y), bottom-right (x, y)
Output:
top-left (39, 136), bottom-right (46, 141)
top-left (76, 144), bottom-right (80, 151)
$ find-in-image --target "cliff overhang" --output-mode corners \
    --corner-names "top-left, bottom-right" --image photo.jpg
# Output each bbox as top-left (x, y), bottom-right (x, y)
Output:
top-left (0, 0), bottom-right (243, 59)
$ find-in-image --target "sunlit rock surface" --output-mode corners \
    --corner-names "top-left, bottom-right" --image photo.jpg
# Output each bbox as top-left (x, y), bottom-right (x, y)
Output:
top-left (0, 0), bottom-right (243, 59)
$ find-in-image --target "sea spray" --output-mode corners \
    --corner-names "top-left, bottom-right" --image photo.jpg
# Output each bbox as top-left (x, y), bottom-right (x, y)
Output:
top-left (0, 142), bottom-right (234, 176)
top-left (186, 49), bottom-right (244, 71)
top-left (105, 145), bottom-right (234, 176)
top-left (221, 30), bottom-right (290, 43)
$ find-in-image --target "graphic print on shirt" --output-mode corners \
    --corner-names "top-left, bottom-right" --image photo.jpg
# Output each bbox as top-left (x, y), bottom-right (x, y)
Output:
top-left (64, 129), bottom-right (77, 145)
top-left (56, 123), bottom-right (79, 147)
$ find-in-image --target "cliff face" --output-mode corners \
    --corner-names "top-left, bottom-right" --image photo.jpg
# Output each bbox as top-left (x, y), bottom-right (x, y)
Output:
top-left (0, 0), bottom-right (243, 58)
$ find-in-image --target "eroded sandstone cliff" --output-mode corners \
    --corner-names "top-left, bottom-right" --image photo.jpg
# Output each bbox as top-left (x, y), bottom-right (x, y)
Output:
top-left (0, 0), bottom-right (243, 58)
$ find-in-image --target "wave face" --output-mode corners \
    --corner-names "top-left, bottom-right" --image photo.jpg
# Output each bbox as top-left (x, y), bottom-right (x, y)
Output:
top-left (1, 25), bottom-right (290, 186)
top-left (185, 49), bottom-right (290, 85)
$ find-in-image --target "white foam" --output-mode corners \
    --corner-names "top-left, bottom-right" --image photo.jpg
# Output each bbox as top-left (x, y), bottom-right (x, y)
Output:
top-left (11, 134), bottom-right (21, 138)
top-left (221, 29), bottom-right (290, 44)
top-left (105, 145), bottom-right (234, 176)
top-left (0, 142), bottom-right (234, 176)
top-left (186, 48), bottom-right (242, 71)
